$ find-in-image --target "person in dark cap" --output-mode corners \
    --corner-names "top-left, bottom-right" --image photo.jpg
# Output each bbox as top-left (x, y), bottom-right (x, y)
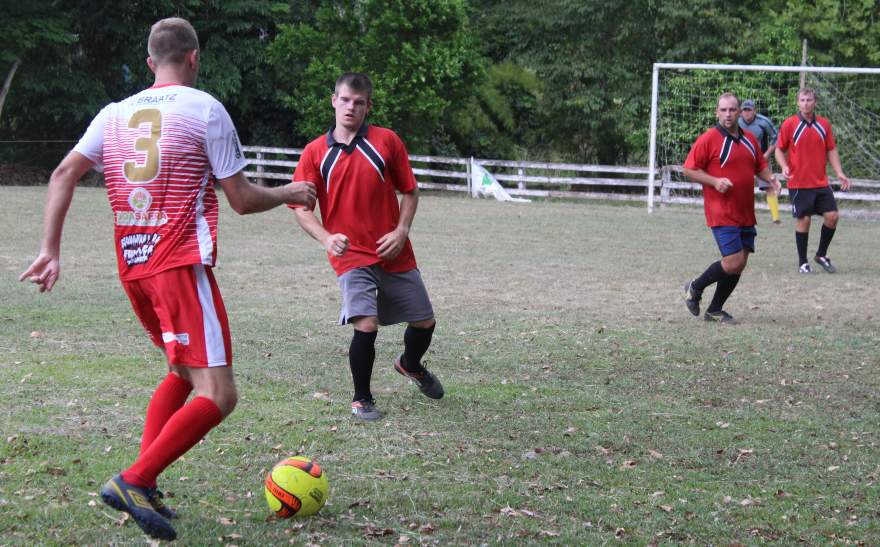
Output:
top-left (738, 99), bottom-right (780, 223)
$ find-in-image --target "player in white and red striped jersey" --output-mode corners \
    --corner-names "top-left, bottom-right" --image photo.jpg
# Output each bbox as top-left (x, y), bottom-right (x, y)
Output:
top-left (19, 17), bottom-right (316, 542)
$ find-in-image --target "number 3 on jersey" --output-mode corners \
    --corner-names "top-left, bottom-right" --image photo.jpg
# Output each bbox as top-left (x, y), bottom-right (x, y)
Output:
top-left (124, 109), bottom-right (162, 183)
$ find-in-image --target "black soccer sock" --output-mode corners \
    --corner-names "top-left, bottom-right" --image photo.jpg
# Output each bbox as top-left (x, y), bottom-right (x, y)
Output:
top-left (795, 231), bottom-right (809, 266)
top-left (692, 260), bottom-right (726, 293)
top-left (402, 323), bottom-right (435, 373)
top-left (706, 273), bottom-right (741, 313)
top-left (349, 329), bottom-right (377, 402)
top-left (816, 224), bottom-right (836, 258)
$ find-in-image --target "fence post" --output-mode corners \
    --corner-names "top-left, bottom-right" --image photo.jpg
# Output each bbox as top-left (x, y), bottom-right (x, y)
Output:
top-left (660, 167), bottom-right (670, 207)
top-left (255, 151), bottom-right (265, 186)
top-left (467, 157), bottom-right (473, 196)
top-left (517, 167), bottom-right (526, 190)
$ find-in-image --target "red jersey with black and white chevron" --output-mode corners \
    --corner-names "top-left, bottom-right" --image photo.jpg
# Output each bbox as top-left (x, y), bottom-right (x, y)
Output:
top-left (291, 124), bottom-right (418, 276)
top-left (684, 124), bottom-right (767, 227)
top-left (73, 84), bottom-right (247, 281)
top-left (776, 113), bottom-right (836, 189)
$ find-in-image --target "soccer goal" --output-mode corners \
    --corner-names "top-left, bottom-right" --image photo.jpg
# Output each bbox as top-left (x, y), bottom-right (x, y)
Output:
top-left (646, 62), bottom-right (880, 212)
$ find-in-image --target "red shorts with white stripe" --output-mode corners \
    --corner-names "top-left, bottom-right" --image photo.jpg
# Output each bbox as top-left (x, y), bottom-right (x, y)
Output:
top-left (122, 265), bottom-right (232, 368)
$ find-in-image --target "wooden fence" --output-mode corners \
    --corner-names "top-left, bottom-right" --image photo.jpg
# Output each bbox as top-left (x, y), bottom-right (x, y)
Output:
top-left (242, 145), bottom-right (880, 208)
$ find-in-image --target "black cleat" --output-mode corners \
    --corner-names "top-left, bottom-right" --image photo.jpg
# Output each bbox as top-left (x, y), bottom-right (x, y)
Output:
top-left (147, 487), bottom-right (177, 519)
top-left (798, 263), bottom-right (814, 274)
top-left (814, 256), bottom-right (836, 273)
top-left (704, 310), bottom-right (738, 325)
top-left (394, 354), bottom-right (444, 399)
top-left (101, 474), bottom-right (177, 541)
top-left (351, 398), bottom-right (383, 421)
top-left (683, 281), bottom-right (702, 316)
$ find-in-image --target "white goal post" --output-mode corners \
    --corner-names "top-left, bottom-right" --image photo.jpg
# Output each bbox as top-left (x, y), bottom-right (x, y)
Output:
top-left (647, 62), bottom-right (880, 212)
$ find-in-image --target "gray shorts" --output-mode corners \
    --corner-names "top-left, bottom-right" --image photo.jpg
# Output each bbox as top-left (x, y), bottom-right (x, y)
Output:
top-left (337, 265), bottom-right (434, 326)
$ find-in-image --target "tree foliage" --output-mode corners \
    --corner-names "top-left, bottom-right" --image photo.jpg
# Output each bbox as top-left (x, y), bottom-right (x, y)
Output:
top-left (267, 0), bottom-right (481, 151)
top-left (2, 0), bottom-right (880, 167)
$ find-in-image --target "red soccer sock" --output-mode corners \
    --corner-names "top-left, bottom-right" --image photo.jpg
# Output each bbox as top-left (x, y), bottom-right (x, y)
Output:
top-left (140, 373), bottom-right (193, 457)
top-left (122, 396), bottom-right (223, 488)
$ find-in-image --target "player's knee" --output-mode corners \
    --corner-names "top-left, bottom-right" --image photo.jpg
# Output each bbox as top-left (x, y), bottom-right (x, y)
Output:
top-left (722, 254), bottom-right (746, 274)
top-left (212, 388), bottom-right (238, 418)
top-left (824, 211), bottom-right (839, 226)
top-left (351, 316), bottom-right (379, 332)
top-left (410, 318), bottom-right (435, 329)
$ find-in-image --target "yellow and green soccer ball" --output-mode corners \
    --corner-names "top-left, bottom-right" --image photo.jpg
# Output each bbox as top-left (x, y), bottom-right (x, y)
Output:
top-left (264, 456), bottom-right (329, 518)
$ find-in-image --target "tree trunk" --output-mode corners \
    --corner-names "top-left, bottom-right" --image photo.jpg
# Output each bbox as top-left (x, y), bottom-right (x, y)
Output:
top-left (0, 58), bottom-right (22, 125)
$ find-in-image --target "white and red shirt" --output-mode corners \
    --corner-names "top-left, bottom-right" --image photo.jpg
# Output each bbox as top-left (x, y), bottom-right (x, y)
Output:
top-left (776, 113), bottom-right (836, 189)
top-left (74, 84), bottom-right (247, 281)
top-left (291, 124), bottom-right (418, 276)
top-left (684, 125), bottom-right (767, 227)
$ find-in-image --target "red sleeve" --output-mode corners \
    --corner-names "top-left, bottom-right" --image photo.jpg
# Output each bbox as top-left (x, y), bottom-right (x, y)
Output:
top-left (776, 119), bottom-right (792, 151)
top-left (289, 144), bottom-right (324, 209)
top-left (387, 132), bottom-right (417, 193)
top-left (824, 120), bottom-right (836, 151)
top-left (747, 132), bottom-right (768, 172)
top-left (683, 132), bottom-right (710, 171)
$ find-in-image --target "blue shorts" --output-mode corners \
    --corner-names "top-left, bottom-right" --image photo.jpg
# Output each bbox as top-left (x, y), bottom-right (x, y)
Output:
top-left (711, 226), bottom-right (757, 256)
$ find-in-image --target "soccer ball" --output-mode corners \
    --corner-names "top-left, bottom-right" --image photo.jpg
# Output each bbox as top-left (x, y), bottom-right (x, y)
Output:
top-left (264, 456), bottom-right (329, 518)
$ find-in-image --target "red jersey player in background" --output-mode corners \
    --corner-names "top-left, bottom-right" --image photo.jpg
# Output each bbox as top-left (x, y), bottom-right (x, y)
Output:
top-left (19, 17), bottom-right (315, 541)
top-left (682, 93), bottom-right (780, 324)
top-left (290, 73), bottom-right (443, 422)
top-left (775, 88), bottom-right (850, 274)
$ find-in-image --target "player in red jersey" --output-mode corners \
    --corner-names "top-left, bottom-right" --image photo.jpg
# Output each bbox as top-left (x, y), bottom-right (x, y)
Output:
top-left (290, 73), bottom-right (443, 421)
top-left (775, 88), bottom-right (850, 274)
top-left (682, 93), bottom-right (780, 324)
top-left (19, 18), bottom-right (316, 541)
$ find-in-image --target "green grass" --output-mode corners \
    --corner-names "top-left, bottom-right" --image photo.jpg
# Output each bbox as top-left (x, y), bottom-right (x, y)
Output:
top-left (1, 186), bottom-right (878, 544)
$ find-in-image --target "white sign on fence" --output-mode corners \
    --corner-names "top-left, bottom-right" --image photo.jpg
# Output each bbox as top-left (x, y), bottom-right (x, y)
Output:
top-left (470, 161), bottom-right (530, 203)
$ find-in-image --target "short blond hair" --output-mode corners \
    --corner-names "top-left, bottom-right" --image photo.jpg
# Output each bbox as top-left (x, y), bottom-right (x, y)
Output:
top-left (718, 92), bottom-right (740, 108)
top-left (798, 87), bottom-right (817, 100)
top-left (148, 17), bottom-right (199, 66)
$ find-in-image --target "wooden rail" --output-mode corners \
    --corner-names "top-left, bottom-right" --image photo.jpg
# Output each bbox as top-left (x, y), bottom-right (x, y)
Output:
top-left (242, 145), bottom-right (880, 206)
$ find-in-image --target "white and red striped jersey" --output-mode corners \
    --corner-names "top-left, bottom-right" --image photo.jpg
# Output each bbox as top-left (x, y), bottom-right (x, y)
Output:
top-left (74, 84), bottom-right (247, 281)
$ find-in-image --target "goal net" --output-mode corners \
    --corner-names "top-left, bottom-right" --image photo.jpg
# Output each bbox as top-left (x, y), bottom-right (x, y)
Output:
top-left (647, 63), bottom-right (880, 211)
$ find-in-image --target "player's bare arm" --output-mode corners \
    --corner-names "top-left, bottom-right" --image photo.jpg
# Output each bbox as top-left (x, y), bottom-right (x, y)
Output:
top-left (19, 151), bottom-right (95, 293)
top-left (827, 148), bottom-right (850, 191)
top-left (757, 166), bottom-right (781, 195)
top-left (377, 188), bottom-right (418, 260)
top-left (774, 147), bottom-right (791, 179)
top-left (293, 208), bottom-right (349, 257)
top-left (682, 168), bottom-right (733, 194)
top-left (219, 171), bottom-right (316, 214)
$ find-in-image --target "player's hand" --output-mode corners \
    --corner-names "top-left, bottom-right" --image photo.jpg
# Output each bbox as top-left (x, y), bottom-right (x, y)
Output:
top-left (837, 174), bottom-right (851, 191)
top-left (714, 177), bottom-right (733, 194)
top-left (781, 165), bottom-right (792, 179)
top-left (770, 177), bottom-right (782, 196)
top-left (376, 227), bottom-right (408, 260)
top-left (19, 253), bottom-right (60, 293)
top-left (286, 181), bottom-right (317, 210)
top-left (324, 233), bottom-right (349, 257)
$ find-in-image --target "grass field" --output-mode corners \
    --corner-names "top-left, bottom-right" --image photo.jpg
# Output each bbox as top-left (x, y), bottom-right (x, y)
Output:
top-left (1, 185), bottom-right (878, 545)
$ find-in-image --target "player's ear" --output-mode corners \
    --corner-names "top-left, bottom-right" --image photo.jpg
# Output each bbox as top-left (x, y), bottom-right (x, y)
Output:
top-left (147, 57), bottom-right (157, 74)
top-left (188, 49), bottom-right (199, 68)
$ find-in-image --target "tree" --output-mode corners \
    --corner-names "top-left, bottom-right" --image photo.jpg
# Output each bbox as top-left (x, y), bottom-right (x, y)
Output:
top-left (474, 0), bottom-right (782, 163)
top-left (0, 5), bottom-right (79, 128)
top-left (267, 0), bottom-right (481, 152)
top-left (0, 0), bottom-right (306, 165)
